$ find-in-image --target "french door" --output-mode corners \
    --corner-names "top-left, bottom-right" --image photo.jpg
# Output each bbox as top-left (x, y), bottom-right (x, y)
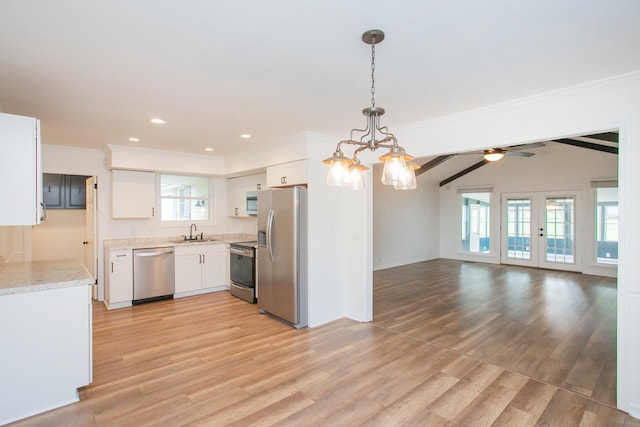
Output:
top-left (501, 191), bottom-right (581, 271)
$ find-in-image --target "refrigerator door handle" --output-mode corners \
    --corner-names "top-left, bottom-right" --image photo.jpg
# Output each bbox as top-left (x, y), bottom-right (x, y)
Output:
top-left (267, 209), bottom-right (275, 262)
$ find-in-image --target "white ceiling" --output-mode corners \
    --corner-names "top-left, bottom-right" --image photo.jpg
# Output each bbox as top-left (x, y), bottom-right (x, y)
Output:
top-left (1, 0), bottom-right (639, 159)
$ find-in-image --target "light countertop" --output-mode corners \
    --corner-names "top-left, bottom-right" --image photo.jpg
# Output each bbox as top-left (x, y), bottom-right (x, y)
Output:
top-left (103, 233), bottom-right (256, 250)
top-left (0, 258), bottom-right (94, 296)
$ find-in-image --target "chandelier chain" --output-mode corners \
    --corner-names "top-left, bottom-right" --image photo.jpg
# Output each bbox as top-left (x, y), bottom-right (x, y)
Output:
top-left (370, 44), bottom-right (376, 107)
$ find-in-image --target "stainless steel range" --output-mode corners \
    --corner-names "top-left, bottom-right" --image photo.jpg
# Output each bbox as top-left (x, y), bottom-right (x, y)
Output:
top-left (229, 240), bottom-right (257, 303)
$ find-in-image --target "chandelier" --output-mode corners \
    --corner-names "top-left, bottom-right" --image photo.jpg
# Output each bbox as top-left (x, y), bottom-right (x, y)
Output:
top-left (323, 29), bottom-right (417, 190)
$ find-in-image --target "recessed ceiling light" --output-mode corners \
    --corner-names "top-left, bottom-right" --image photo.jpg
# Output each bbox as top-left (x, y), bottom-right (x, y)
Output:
top-left (150, 118), bottom-right (166, 124)
top-left (240, 133), bottom-right (251, 139)
top-left (204, 148), bottom-right (214, 152)
top-left (128, 137), bottom-right (140, 142)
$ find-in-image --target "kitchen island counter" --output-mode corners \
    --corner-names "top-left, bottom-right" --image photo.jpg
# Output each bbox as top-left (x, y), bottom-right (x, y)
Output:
top-left (0, 258), bottom-right (93, 425)
top-left (0, 258), bottom-right (93, 296)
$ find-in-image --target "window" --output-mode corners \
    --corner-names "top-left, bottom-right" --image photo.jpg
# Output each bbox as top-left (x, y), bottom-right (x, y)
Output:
top-left (160, 174), bottom-right (211, 222)
top-left (596, 187), bottom-right (618, 265)
top-left (461, 192), bottom-right (491, 253)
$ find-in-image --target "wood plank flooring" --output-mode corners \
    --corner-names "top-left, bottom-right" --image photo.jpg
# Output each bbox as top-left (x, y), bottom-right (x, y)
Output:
top-left (8, 259), bottom-right (640, 426)
top-left (373, 259), bottom-right (619, 406)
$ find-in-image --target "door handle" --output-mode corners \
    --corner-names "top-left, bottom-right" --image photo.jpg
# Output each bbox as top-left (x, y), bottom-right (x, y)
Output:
top-left (267, 209), bottom-right (275, 263)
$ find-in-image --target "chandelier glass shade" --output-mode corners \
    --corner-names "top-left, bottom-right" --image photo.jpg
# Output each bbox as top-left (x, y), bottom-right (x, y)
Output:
top-left (323, 29), bottom-right (416, 190)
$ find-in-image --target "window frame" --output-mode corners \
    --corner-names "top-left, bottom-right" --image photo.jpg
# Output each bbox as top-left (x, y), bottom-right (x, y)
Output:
top-left (460, 191), bottom-right (491, 254)
top-left (158, 173), bottom-right (215, 224)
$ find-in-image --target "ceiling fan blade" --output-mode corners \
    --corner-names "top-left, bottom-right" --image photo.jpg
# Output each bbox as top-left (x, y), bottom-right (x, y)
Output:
top-left (506, 141), bottom-right (546, 152)
top-left (505, 151), bottom-right (535, 157)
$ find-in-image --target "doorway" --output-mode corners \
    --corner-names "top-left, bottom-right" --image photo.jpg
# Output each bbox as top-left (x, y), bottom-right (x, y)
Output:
top-left (501, 191), bottom-right (582, 272)
top-left (31, 174), bottom-right (98, 289)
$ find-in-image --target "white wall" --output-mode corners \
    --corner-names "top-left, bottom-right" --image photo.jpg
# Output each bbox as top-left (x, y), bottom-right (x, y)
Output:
top-left (373, 165), bottom-right (440, 271)
top-left (438, 141), bottom-right (618, 276)
top-left (31, 210), bottom-right (86, 262)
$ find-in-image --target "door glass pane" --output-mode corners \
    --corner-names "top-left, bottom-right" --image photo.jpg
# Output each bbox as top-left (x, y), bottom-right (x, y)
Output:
top-left (596, 187), bottom-right (618, 265)
top-left (545, 197), bottom-right (574, 264)
top-left (506, 198), bottom-right (531, 260)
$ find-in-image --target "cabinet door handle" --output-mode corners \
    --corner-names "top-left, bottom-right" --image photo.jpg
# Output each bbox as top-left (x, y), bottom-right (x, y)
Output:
top-left (202, 254), bottom-right (205, 264)
top-left (152, 207), bottom-right (155, 217)
top-left (235, 207), bottom-right (238, 216)
top-left (111, 262), bottom-right (114, 273)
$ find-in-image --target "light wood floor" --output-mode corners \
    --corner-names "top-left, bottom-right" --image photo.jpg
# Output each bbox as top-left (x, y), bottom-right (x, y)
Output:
top-left (9, 259), bottom-right (640, 426)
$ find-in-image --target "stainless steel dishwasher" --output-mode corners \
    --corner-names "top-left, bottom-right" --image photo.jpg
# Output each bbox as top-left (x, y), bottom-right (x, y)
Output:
top-left (133, 247), bottom-right (175, 303)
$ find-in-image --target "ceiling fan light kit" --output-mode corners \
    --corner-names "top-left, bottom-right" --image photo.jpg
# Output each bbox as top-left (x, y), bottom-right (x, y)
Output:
top-left (483, 149), bottom-right (505, 162)
top-left (323, 29), bottom-right (416, 190)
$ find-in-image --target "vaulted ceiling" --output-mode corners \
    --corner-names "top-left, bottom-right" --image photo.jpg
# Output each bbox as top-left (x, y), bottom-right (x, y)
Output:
top-left (414, 132), bottom-right (619, 186)
top-left (1, 1), bottom-right (639, 159)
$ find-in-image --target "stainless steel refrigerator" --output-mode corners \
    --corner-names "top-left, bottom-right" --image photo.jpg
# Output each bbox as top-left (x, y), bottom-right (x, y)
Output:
top-left (257, 187), bottom-right (308, 328)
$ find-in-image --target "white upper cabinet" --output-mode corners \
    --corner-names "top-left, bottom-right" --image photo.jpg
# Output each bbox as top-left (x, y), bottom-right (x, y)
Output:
top-left (266, 160), bottom-right (307, 188)
top-left (0, 112), bottom-right (42, 225)
top-left (111, 170), bottom-right (156, 218)
top-left (246, 173), bottom-right (266, 191)
top-left (227, 173), bottom-right (265, 217)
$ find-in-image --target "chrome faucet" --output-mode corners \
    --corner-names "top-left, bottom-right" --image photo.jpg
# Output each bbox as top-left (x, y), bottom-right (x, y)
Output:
top-left (189, 223), bottom-right (197, 240)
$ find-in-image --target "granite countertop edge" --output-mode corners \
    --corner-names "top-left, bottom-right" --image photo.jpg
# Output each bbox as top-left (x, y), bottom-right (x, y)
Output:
top-left (0, 258), bottom-right (93, 296)
top-left (103, 233), bottom-right (256, 250)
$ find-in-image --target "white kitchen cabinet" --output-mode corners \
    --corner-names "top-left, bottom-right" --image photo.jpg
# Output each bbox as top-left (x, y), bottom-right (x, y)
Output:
top-left (175, 243), bottom-right (227, 297)
top-left (0, 283), bottom-right (92, 425)
top-left (0, 112), bottom-right (42, 225)
top-left (227, 175), bottom-right (248, 217)
top-left (105, 249), bottom-right (133, 309)
top-left (111, 170), bottom-right (156, 218)
top-left (227, 173), bottom-right (265, 217)
top-left (266, 160), bottom-right (307, 187)
top-left (246, 173), bottom-right (266, 191)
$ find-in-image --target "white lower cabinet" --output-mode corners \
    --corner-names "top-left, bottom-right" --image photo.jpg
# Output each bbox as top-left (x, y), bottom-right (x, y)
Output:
top-left (175, 243), bottom-right (227, 297)
top-left (105, 249), bottom-right (133, 309)
top-left (0, 285), bottom-right (92, 425)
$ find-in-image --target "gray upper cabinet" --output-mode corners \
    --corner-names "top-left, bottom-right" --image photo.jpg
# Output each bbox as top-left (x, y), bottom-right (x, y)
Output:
top-left (67, 175), bottom-right (88, 209)
top-left (43, 173), bottom-right (64, 209)
top-left (43, 173), bottom-right (88, 209)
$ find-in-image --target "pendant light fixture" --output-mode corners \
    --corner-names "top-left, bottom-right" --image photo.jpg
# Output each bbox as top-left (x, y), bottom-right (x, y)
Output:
top-left (323, 29), bottom-right (416, 190)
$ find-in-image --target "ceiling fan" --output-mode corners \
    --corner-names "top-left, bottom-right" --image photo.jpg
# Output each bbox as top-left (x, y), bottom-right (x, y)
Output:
top-left (463, 142), bottom-right (546, 161)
